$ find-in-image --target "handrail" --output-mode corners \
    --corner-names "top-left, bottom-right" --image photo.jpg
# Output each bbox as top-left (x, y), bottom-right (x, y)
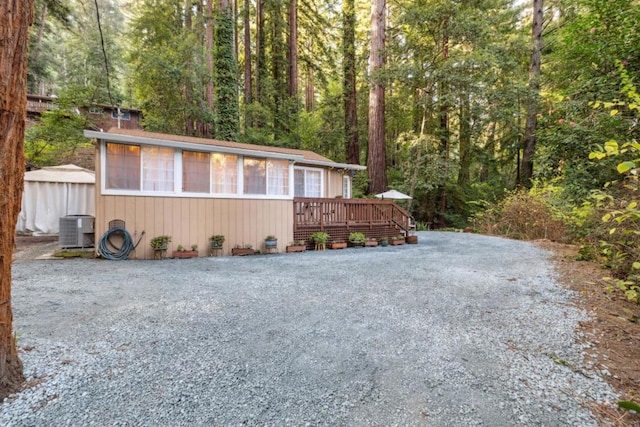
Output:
top-left (293, 197), bottom-right (413, 235)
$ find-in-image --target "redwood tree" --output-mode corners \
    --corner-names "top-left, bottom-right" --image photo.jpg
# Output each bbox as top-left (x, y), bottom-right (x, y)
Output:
top-left (0, 0), bottom-right (32, 399)
top-left (367, 0), bottom-right (387, 193)
top-left (343, 0), bottom-right (359, 165)
top-left (521, 0), bottom-right (543, 188)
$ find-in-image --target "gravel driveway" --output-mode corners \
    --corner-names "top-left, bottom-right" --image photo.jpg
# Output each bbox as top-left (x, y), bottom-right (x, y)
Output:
top-left (2, 232), bottom-right (615, 426)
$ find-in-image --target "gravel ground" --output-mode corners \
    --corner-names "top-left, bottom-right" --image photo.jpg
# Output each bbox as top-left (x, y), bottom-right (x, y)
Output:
top-left (2, 231), bottom-right (617, 426)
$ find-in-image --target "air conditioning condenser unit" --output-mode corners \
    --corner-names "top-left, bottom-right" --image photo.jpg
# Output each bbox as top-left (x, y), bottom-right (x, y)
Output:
top-left (59, 215), bottom-right (95, 248)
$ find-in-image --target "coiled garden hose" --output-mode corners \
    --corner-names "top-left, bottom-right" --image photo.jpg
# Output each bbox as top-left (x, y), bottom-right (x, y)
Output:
top-left (98, 227), bottom-right (144, 261)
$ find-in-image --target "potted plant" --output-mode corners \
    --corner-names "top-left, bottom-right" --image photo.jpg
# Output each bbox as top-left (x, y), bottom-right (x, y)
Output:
top-left (173, 243), bottom-right (198, 259)
top-left (264, 235), bottom-right (278, 250)
top-left (286, 240), bottom-right (306, 253)
top-left (348, 232), bottom-right (366, 247)
top-left (390, 235), bottom-right (405, 245)
top-left (150, 235), bottom-right (171, 259)
top-left (365, 237), bottom-right (379, 247)
top-left (329, 239), bottom-right (347, 250)
top-left (232, 243), bottom-right (255, 256)
top-left (405, 233), bottom-right (418, 244)
top-left (209, 234), bottom-right (225, 256)
top-left (379, 237), bottom-right (389, 247)
top-left (309, 231), bottom-right (330, 251)
top-left (209, 234), bottom-right (225, 249)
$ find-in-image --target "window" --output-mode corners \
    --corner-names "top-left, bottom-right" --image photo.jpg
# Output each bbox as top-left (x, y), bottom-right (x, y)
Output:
top-left (142, 146), bottom-right (174, 192)
top-left (267, 160), bottom-right (289, 195)
top-left (105, 143), bottom-right (140, 190)
top-left (294, 167), bottom-right (322, 197)
top-left (212, 153), bottom-right (237, 194)
top-left (244, 158), bottom-right (289, 196)
top-left (89, 107), bottom-right (102, 115)
top-left (183, 151), bottom-right (210, 193)
top-left (342, 175), bottom-right (351, 198)
top-left (243, 157), bottom-right (266, 194)
top-left (111, 110), bottom-right (131, 120)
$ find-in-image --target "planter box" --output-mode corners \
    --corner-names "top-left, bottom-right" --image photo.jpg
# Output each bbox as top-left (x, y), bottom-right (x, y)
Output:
top-left (330, 242), bottom-right (347, 250)
top-left (405, 235), bottom-right (418, 244)
top-left (365, 240), bottom-right (379, 247)
top-left (390, 238), bottom-right (405, 246)
top-left (286, 245), bottom-right (306, 253)
top-left (172, 250), bottom-right (198, 259)
top-left (232, 248), bottom-right (255, 256)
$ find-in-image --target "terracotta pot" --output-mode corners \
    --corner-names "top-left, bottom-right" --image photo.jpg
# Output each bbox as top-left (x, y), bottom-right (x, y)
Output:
top-left (330, 242), bottom-right (347, 250)
top-left (172, 250), bottom-right (198, 259)
top-left (390, 238), bottom-right (405, 246)
top-left (286, 245), bottom-right (306, 253)
top-left (405, 235), bottom-right (418, 244)
top-left (232, 248), bottom-right (255, 256)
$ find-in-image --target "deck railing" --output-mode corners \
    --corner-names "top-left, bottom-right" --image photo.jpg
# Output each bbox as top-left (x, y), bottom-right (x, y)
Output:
top-left (293, 197), bottom-right (413, 235)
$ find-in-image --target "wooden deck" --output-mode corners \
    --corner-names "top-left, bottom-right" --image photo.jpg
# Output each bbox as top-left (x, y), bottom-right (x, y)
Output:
top-left (293, 197), bottom-right (413, 244)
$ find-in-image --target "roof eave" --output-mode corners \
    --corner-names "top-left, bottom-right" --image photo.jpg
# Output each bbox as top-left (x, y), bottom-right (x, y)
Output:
top-left (84, 130), bottom-right (306, 162)
top-left (297, 159), bottom-right (367, 171)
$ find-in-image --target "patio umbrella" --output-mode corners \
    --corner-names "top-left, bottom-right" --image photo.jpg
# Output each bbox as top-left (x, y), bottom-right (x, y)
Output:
top-left (374, 189), bottom-right (412, 200)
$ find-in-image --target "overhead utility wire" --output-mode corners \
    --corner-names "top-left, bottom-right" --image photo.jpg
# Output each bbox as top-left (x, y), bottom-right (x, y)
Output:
top-left (94, 0), bottom-right (114, 107)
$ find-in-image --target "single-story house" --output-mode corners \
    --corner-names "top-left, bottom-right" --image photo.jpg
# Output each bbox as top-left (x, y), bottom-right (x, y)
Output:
top-left (84, 128), bottom-right (382, 258)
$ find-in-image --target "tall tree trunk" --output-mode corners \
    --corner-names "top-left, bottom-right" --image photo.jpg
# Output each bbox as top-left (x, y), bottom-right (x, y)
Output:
top-left (367, 0), bottom-right (387, 194)
top-left (272, 0), bottom-right (287, 141)
top-left (480, 121), bottom-right (497, 182)
top-left (521, 0), bottom-right (543, 188)
top-left (287, 0), bottom-right (299, 147)
top-left (457, 92), bottom-right (471, 186)
top-left (29, 2), bottom-right (47, 94)
top-left (343, 0), bottom-right (359, 165)
top-left (205, 0), bottom-right (215, 136)
top-left (184, 0), bottom-right (194, 135)
top-left (305, 64), bottom-right (315, 112)
top-left (287, 0), bottom-right (298, 100)
top-left (256, 0), bottom-right (266, 125)
top-left (0, 0), bottom-right (32, 399)
top-left (437, 17), bottom-right (449, 223)
top-left (243, 0), bottom-right (252, 110)
top-left (215, 0), bottom-right (239, 140)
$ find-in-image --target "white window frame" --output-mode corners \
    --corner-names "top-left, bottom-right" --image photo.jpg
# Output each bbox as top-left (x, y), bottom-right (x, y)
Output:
top-left (342, 175), bottom-right (351, 198)
top-left (293, 166), bottom-right (324, 197)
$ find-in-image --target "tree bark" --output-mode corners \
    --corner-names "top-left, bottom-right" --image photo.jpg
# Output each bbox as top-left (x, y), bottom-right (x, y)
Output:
top-left (521, 0), bottom-right (543, 188)
top-left (457, 93), bottom-right (471, 186)
top-left (287, 0), bottom-right (298, 100)
top-left (367, 0), bottom-right (387, 194)
top-left (256, 0), bottom-right (266, 118)
top-left (305, 63), bottom-right (315, 112)
top-left (343, 0), bottom-right (359, 165)
top-left (184, 0), bottom-right (194, 135)
top-left (437, 17), bottom-right (449, 222)
top-left (0, 0), bottom-right (32, 399)
top-left (243, 0), bottom-right (252, 109)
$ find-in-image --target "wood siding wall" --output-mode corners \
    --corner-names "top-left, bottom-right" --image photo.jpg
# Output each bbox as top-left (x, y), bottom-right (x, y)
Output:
top-left (326, 170), bottom-right (345, 198)
top-left (96, 195), bottom-right (294, 259)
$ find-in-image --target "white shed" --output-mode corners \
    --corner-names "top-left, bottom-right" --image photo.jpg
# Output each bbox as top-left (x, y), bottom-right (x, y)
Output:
top-left (17, 164), bottom-right (95, 234)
